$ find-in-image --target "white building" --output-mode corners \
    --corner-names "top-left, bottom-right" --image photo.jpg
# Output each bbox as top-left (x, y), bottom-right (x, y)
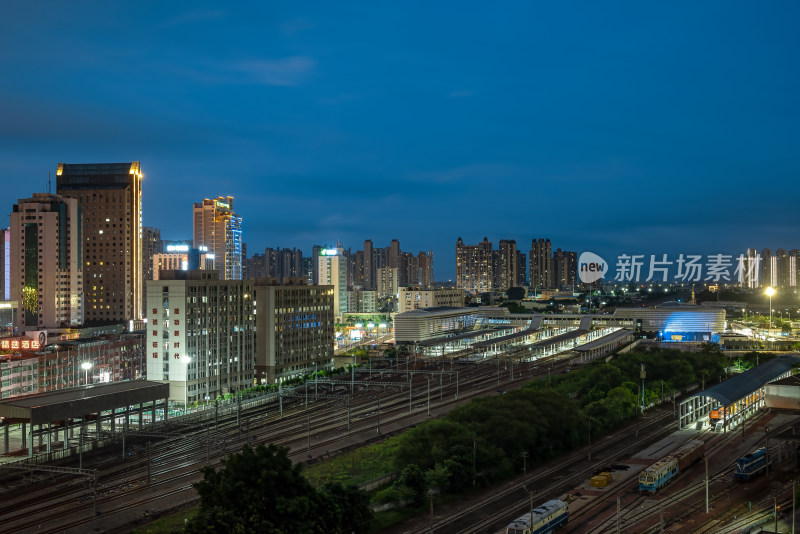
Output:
top-left (145, 270), bottom-right (254, 406)
top-left (397, 288), bottom-right (465, 313)
top-left (10, 193), bottom-right (83, 329)
top-left (316, 246), bottom-right (347, 320)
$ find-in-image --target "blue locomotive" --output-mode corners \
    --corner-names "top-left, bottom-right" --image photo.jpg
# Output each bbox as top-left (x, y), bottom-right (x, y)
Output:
top-left (638, 439), bottom-right (704, 493)
top-left (505, 499), bottom-right (569, 534)
top-left (734, 447), bottom-right (769, 480)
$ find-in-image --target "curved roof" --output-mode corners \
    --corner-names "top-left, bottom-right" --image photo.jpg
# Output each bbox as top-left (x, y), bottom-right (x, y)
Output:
top-left (691, 355), bottom-right (800, 406)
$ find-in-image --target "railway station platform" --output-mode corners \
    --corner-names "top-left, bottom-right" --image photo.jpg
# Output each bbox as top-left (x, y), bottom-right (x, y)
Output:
top-left (678, 355), bottom-right (800, 433)
top-left (0, 380), bottom-right (169, 459)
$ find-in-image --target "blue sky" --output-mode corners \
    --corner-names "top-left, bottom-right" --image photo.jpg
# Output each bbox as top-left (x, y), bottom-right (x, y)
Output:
top-left (1, 2), bottom-right (798, 279)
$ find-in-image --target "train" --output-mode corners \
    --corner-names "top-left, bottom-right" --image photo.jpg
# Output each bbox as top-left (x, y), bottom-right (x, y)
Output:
top-left (734, 447), bottom-right (769, 480)
top-left (505, 499), bottom-right (569, 534)
top-left (638, 439), bottom-right (704, 493)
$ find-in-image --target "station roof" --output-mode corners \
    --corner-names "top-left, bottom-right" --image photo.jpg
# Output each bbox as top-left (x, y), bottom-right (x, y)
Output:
top-left (0, 380), bottom-right (169, 425)
top-left (528, 329), bottom-right (590, 349)
top-left (573, 329), bottom-right (633, 352)
top-left (472, 327), bottom-right (540, 348)
top-left (416, 328), bottom-right (507, 347)
top-left (692, 355), bottom-right (800, 406)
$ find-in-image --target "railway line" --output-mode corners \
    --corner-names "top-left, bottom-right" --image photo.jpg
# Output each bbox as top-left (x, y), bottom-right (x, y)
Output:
top-left (0, 355), bottom-right (558, 533)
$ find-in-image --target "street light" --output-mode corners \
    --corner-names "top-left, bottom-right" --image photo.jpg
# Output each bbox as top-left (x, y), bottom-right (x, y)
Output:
top-left (181, 356), bottom-right (192, 414)
top-left (766, 287), bottom-right (775, 336)
top-left (81, 362), bottom-right (92, 385)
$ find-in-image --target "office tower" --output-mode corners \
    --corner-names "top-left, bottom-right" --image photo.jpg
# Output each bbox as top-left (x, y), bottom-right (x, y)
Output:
top-left (192, 196), bottom-right (243, 280)
top-left (57, 162), bottom-right (143, 323)
top-left (146, 270), bottom-right (254, 404)
top-left (316, 245), bottom-right (347, 319)
top-left (10, 193), bottom-right (83, 329)
top-left (739, 248), bottom-right (761, 289)
top-left (455, 237), bottom-right (494, 293)
top-left (516, 251), bottom-right (527, 287)
top-left (142, 227), bottom-right (161, 312)
top-left (496, 239), bottom-right (518, 291)
top-left (0, 228), bottom-right (9, 301)
top-left (255, 278), bottom-right (334, 384)
top-left (529, 238), bottom-right (553, 291)
top-left (363, 239), bottom-right (375, 290)
top-left (552, 248), bottom-right (578, 288)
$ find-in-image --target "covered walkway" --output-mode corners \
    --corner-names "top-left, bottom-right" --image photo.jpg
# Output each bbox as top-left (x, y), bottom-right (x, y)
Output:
top-left (0, 381), bottom-right (169, 458)
top-left (678, 355), bottom-right (799, 432)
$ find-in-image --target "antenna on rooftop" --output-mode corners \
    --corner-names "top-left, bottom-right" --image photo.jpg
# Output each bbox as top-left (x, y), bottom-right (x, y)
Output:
top-left (48, 172), bottom-right (51, 194)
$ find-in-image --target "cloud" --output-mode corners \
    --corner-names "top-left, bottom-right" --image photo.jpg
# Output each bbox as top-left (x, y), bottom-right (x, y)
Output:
top-left (232, 56), bottom-right (316, 86)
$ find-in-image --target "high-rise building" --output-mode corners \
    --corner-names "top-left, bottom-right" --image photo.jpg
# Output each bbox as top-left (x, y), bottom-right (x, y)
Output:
top-left (142, 226), bottom-right (161, 312)
top-left (245, 252), bottom-right (267, 280)
top-left (739, 248), bottom-right (761, 289)
top-left (316, 245), bottom-right (347, 319)
top-left (363, 239), bottom-right (375, 290)
top-left (0, 228), bottom-right (9, 301)
top-left (10, 193), bottom-right (83, 329)
top-left (192, 196), bottom-right (243, 280)
top-left (529, 238), bottom-right (552, 291)
top-left (418, 251), bottom-right (434, 289)
top-left (552, 248), bottom-right (578, 288)
top-left (388, 239), bottom-right (401, 270)
top-left (254, 278), bottom-right (334, 384)
top-left (378, 267), bottom-right (399, 298)
top-left (146, 270), bottom-right (254, 404)
top-left (496, 239), bottom-right (518, 291)
top-left (516, 251), bottom-right (527, 287)
top-left (57, 162), bottom-right (143, 323)
top-left (761, 248), bottom-right (774, 288)
top-left (455, 237), bottom-right (494, 293)
top-left (397, 288), bottom-right (465, 313)
top-left (152, 247), bottom-right (215, 280)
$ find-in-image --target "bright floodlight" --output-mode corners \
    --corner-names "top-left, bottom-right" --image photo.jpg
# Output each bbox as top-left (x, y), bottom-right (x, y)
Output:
top-left (766, 287), bottom-right (776, 297)
top-left (81, 362), bottom-right (92, 370)
top-left (181, 356), bottom-right (191, 364)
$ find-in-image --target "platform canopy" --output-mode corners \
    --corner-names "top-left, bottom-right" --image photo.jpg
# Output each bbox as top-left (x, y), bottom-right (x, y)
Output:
top-left (0, 380), bottom-right (169, 426)
top-left (690, 355), bottom-right (800, 406)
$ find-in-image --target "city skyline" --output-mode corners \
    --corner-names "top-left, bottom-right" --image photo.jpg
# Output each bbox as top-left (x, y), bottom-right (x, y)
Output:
top-left (2, 2), bottom-right (799, 279)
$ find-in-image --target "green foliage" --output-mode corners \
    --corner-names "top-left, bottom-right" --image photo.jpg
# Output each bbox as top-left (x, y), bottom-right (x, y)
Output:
top-left (186, 444), bottom-right (371, 534)
top-left (381, 346), bottom-right (729, 510)
top-left (506, 287), bottom-right (526, 300)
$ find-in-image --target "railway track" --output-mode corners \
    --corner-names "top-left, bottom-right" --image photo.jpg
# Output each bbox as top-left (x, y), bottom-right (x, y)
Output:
top-left (0, 357), bottom-right (551, 533)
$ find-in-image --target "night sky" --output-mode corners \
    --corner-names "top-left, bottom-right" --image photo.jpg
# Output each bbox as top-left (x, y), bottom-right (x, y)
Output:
top-left (2, 2), bottom-right (798, 279)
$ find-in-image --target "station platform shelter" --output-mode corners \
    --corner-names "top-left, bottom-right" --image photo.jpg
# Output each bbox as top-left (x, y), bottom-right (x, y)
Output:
top-left (678, 355), bottom-right (799, 432)
top-left (572, 328), bottom-right (635, 363)
top-left (0, 380), bottom-right (169, 458)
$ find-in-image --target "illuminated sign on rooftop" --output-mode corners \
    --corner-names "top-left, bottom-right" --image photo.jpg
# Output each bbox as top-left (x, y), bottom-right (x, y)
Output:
top-left (166, 245), bottom-right (190, 252)
top-left (321, 249), bottom-right (339, 256)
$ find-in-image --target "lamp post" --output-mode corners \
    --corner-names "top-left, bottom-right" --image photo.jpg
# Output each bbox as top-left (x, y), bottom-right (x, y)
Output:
top-left (181, 356), bottom-right (191, 414)
top-left (766, 287), bottom-right (775, 338)
top-left (81, 362), bottom-right (92, 385)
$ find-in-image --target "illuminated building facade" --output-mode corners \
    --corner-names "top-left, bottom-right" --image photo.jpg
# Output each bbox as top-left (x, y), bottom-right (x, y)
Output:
top-left (146, 270), bottom-right (254, 405)
top-left (152, 245), bottom-right (215, 280)
top-left (316, 246), bottom-right (347, 319)
top-left (455, 237), bottom-right (494, 293)
top-left (10, 193), bottom-right (83, 329)
top-left (397, 288), bottom-right (465, 313)
top-left (529, 238), bottom-right (552, 291)
top-left (57, 162), bottom-right (143, 324)
top-left (254, 278), bottom-right (334, 384)
top-left (192, 196), bottom-right (243, 280)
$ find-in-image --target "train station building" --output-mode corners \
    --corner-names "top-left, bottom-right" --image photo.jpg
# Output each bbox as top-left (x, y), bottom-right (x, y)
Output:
top-left (678, 355), bottom-right (799, 432)
top-left (0, 380), bottom-right (169, 459)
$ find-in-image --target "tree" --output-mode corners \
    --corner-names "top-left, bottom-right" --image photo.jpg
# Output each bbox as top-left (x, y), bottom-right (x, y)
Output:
top-left (187, 443), bottom-right (371, 533)
top-left (506, 286), bottom-right (526, 300)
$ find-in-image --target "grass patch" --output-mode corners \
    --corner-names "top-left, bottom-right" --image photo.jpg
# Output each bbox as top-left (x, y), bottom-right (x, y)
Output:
top-left (130, 505), bottom-right (197, 534)
top-left (304, 434), bottom-right (403, 487)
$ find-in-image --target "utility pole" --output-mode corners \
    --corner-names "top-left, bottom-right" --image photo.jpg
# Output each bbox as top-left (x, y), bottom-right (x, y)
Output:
top-left (473, 436), bottom-right (477, 486)
top-left (346, 396), bottom-right (350, 431)
top-left (427, 377), bottom-right (431, 416)
top-left (522, 451), bottom-right (528, 488)
top-left (147, 441), bottom-right (152, 485)
top-left (409, 372), bottom-right (413, 414)
top-left (377, 396), bottom-right (382, 435)
top-left (306, 404), bottom-right (312, 460)
top-left (705, 456), bottom-right (709, 513)
top-left (640, 364), bottom-right (646, 413)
